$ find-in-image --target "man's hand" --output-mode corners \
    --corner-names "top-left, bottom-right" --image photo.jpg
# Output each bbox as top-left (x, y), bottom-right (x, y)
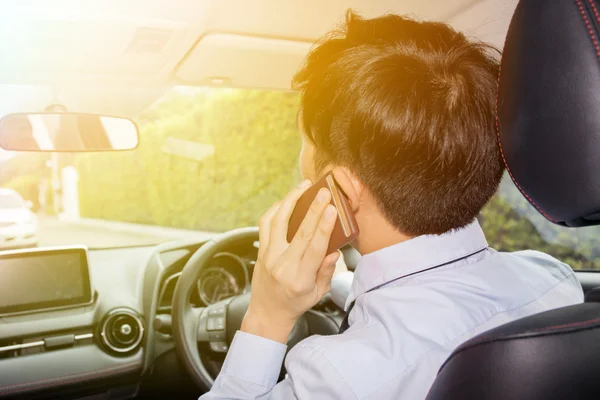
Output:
top-left (334, 252), bottom-right (349, 277)
top-left (241, 180), bottom-right (340, 343)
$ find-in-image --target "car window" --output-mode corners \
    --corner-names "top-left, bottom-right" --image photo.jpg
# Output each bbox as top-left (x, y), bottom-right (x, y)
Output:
top-left (480, 176), bottom-right (600, 270)
top-left (0, 87), bottom-right (301, 248)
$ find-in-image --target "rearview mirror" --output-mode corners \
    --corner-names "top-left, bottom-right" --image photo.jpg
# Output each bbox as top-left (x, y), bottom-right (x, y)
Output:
top-left (0, 113), bottom-right (139, 152)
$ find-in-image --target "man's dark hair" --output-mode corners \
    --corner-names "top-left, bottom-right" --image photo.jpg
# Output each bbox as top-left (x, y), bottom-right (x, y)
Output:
top-left (293, 11), bottom-right (504, 236)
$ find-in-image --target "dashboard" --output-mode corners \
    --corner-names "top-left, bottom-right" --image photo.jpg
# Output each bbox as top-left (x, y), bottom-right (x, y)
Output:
top-left (0, 238), bottom-right (259, 399)
top-left (0, 238), bottom-right (598, 399)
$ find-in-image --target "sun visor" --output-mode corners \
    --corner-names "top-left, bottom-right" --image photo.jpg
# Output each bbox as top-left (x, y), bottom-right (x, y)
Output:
top-left (175, 33), bottom-right (312, 90)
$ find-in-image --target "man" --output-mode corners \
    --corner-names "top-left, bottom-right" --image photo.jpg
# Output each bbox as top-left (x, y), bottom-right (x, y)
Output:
top-left (201, 12), bottom-right (583, 399)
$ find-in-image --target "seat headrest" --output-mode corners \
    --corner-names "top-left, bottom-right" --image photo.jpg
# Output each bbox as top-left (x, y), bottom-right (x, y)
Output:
top-left (426, 303), bottom-right (600, 400)
top-left (497, 0), bottom-right (600, 227)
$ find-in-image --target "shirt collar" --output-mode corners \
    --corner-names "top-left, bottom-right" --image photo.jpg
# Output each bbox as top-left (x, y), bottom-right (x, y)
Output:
top-left (345, 219), bottom-right (488, 310)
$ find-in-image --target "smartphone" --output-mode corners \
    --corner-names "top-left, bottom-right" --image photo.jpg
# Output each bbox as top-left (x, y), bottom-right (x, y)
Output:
top-left (287, 172), bottom-right (360, 254)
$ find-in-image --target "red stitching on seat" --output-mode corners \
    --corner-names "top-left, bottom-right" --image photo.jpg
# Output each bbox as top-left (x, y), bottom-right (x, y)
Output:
top-left (578, 0), bottom-right (600, 58)
top-left (533, 317), bottom-right (600, 332)
top-left (494, 20), bottom-right (556, 222)
top-left (588, 0), bottom-right (600, 24)
top-left (457, 317), bottom-right (600, 351)
top-left (586, 0), bottom-right (600, 54)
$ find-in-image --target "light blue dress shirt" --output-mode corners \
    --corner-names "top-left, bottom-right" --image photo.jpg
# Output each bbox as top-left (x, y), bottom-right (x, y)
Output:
top-left (201, 220), bottom-right (583, 399)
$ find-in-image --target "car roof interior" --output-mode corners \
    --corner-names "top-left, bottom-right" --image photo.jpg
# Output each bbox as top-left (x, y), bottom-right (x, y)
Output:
top-left (2, 0), bottom-right (518, 117)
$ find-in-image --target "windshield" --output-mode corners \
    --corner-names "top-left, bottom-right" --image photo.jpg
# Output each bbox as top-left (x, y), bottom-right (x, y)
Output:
top-left (0, 193), bottom-right (23, 209)
top-left (0, 86), bottom-right (300, 249)
top-left (0, 85), bottom-right (598, 269)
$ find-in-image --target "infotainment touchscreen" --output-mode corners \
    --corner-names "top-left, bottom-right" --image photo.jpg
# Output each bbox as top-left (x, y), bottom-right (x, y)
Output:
top-left (0, 247), bottom-right (93, 315)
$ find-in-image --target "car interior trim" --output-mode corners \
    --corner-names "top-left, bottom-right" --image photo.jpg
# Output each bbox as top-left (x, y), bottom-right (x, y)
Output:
top-left (99, 309), bottom-right (144, 354)
top-left (0, 344), bottom-right (143, 396)
top-left (0, 332), bottom-right (94, 355)
top-left (157, 271), bottom-right (182, 312)
top-left (0, 361), bottom-right (142, 396)
top-left (0, 294), bottom-right (97, 318)
top-left (0, 340), bottom-right (45, 354)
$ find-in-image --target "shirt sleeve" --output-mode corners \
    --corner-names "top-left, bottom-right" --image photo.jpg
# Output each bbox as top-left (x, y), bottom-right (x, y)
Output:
top-left (200, 331), bottom-right (356, 400)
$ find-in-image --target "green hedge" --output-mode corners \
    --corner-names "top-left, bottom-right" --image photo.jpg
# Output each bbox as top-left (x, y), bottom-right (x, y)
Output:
top-left (74, 89), bottom-right (302, 231)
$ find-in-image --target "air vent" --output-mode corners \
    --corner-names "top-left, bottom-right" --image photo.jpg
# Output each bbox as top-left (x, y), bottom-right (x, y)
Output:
top-left (0, 330), bottom-right (93, 359)
top-left (100, 308), bottom-right (144, 354)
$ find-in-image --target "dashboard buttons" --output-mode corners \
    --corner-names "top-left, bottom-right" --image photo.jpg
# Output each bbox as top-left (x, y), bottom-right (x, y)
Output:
top-left (210, 341), bottom-right (229, 352)
top-left (207, 316), bottom-right (225, 331)
top-left (199, 300), bottom-right (233, 351)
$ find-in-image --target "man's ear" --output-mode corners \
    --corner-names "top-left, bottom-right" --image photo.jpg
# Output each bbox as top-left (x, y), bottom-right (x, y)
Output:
top-left (331, 167), bottom-right (361, 212)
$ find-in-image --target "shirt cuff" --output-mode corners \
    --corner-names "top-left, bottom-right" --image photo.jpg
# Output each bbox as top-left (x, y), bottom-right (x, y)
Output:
top-left (220, 330), bottom-right (287, 388)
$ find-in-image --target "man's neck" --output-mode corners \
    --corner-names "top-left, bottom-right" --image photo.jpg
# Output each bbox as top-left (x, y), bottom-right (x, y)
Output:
top-left (354, 207), bottom-right (412, 255)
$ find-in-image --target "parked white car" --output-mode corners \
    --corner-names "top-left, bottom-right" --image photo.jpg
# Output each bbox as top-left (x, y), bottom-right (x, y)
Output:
top-left (0, 188), bottom-right (37, 249)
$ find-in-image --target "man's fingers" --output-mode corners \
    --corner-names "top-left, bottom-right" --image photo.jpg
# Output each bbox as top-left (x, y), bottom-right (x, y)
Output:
top-left (288, 189), bottom-right (332, 258)
top-left (270, 179), bottom-right (312, 246)
top-left (258, 201), bottom-right (281, 259)
top-left (297, 203), bottom-right (337, 271)
top-left (316, 251), bottom-right (340, 295)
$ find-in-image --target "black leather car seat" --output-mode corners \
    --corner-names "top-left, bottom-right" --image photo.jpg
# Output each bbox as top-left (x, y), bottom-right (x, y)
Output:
top-left (427, 0), bottom-right (600, 399)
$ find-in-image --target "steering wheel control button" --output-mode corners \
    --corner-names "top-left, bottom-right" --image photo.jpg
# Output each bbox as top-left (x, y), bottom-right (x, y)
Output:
top-left (207, 316), bottom-right (225, 331)
top-left (210, 341), bottom-right (229, 352)
top-left (208, 306), bottom-right (225, 316)
top-left (209, 331), bottom-right (225, 341)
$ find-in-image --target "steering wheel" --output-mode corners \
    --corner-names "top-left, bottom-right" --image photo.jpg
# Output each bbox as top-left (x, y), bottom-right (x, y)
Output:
top-left (172, 227), bottom-right (341, 390)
